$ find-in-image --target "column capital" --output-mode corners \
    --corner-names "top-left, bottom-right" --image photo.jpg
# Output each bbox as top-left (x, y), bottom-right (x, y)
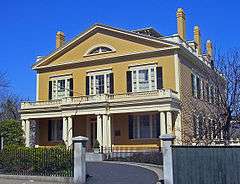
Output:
top-left (160, 134), bottom-right (176, 141)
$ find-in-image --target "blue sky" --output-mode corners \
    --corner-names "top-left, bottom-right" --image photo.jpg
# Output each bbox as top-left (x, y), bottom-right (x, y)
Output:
top-left (1, 0), bottom-right (239, 100)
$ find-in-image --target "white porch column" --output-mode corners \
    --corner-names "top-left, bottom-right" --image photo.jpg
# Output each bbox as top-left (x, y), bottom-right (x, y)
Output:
top-left (174, 111), bottom-right (182, 144)
top-left (96, 115), bottom-right (103, 149)
top-left (101, 114), bottom-right (112, 151)
top-left (166, 111), bottom-right (173, 134)
top-left (160, 112), bottom-right (166, 135)
top-left (25, 119), bottom-right (30, 147)
top-left (106, 115), bottom-right (112, 149)
top-left (22, 120), bottom-right (26, 135)
top-left (102, 114), bottom-right (108, 150)
top-left (62, 117), bottom-right (68, 146)
top-left (67, 116), bottom-right (73, 148)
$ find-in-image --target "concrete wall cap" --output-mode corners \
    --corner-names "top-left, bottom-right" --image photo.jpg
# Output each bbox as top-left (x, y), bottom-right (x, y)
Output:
top-left (159, 134), bottom-right (176, 141)
top-left (72, 136), bottom-right (89, 142)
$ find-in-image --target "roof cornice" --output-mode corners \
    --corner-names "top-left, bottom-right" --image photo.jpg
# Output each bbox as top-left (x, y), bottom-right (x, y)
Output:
top-left (35, 46), bottom-right (179, 72)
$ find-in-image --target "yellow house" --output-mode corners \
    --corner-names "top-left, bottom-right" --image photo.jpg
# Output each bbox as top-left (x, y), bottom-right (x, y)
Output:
top-left (20, 8), bottom-right (223, 151)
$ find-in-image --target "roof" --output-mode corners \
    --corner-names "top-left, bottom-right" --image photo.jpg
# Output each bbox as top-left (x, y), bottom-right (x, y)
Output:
top-left (132, 27), bottom-right (163, 38)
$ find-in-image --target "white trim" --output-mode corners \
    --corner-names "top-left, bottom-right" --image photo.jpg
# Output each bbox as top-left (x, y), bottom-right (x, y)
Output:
top-left (36, 73), bottom-right (39, 101)
top-left (34, 46), bottom-right (179, 70)
top-left (128, 62), bottom-right (158, 68)
top-left (130, 65), bottom-right (157, 92)
top-left (83, 44), bottom-right (116, 57)
top-left (88, 70), bottom-right (112, 95)
top-left (86, 67), bottom-right (112, 74)
top-left (174, 52), bottom-right (180, 97)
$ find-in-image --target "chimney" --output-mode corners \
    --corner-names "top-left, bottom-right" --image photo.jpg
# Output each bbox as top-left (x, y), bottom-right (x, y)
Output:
top-left (56, 31), bottom-right (65, 49)
top-left (176, 8), bottom-right (186, 40)
top-left (206, 40), bottom-right (213, 58)
top-left (194, 26), bottom-right (202, 55)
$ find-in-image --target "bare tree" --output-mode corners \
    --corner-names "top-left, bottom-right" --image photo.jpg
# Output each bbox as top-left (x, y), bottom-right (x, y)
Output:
top-left (180, 49), bottom-right (240, 145)
top-left (215, 49), bottom-right (240, 141)
top-left (0, 95), bottom-right (20, 121)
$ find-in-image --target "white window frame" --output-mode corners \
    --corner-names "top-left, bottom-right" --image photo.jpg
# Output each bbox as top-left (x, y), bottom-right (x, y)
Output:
top-left (50, 119), bottom-right (63, 141)
top-left (50, 75), bottom-right (72, 100)
top-left (131, 113), bottom-right (158, 139)
top-left (129, 64), bottom-right (157, 92)
top-left (87, 69), bottom-right (112, 95)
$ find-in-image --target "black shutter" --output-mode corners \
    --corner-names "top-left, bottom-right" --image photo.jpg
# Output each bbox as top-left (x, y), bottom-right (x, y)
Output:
top-left (110, 73), bottom-right (114, 94)
top-left (48, 120), bottom-right (52, 141)
top-left (126, 71), bottom-right (132, 92)
top-left (156, 67), bottom-right (163, 89)
top-left (48, 81), bottom-right (52, 100)
top-left (69, 78), bottom-right (73, 97)
top-left (191, 73), bottom-right (195, 96)
top-left (156, 113), bottom-right (160, 138)
top-left (128, 115), bottom-right (133, 139)
top-left (86, 76), bottom-right (89, 95)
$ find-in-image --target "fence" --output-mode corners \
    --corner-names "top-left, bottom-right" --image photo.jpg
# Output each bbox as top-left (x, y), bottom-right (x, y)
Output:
top-left (0, 147), bottom-right (73, 177)
top-left (103, 147), bottom-right (163, 165)
top-left (172, 146), bottom-right (240, 184)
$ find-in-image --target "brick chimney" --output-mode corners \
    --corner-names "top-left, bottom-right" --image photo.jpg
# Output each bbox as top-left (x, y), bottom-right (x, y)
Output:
top-left (176, 8), bottom-right (186, 40)
top-left (194, 26), bottom-right (202, 55)
top-left (56, 31), bottom-right (65, 49)
top-left (206, 40), bottom-right (213, 58)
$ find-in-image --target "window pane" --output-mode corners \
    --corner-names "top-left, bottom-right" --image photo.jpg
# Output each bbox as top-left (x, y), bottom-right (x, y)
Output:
top-left (132, 71), bottom-right (137, 91)
top-left (57, 80), bottom-right (65, 98)
top-left (140, 115), bottom-right (150, 138)
top-left (133, 116), bottom-right (138, 139)
top-left (138, 69), bottom-right (149, 91)
top-left (106, 74), bottom-right (110, 93)
top-left (150, 68), bottom-right (156, 90)
top-left (152, 115), bottom-right (157, 138)
top-left (95, 75), bottom-right (104, 94)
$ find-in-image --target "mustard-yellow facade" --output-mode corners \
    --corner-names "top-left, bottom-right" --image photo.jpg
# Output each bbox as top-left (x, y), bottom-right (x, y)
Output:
top-left (38, 30), bottom-right (176, 101)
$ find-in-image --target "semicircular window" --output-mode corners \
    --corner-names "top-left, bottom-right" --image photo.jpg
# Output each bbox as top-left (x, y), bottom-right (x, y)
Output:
top-left (88, 46), bottom-right (113, 55)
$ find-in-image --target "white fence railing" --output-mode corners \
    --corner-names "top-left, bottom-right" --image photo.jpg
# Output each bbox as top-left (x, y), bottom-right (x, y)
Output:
top-left (21, 89), bottom-right (178, 109)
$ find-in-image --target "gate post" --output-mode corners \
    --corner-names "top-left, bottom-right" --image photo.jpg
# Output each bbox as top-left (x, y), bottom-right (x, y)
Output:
top-left (160, 134), bottom-right (175, 184)
top-left (72, 136), bottom-right (89, 184)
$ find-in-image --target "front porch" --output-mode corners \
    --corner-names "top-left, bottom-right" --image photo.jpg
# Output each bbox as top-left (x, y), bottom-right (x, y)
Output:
top-left (20, 89), bottom-right (181, 151)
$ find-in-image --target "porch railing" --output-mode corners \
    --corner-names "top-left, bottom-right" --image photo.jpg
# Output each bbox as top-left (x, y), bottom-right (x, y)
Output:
top-left (21, 89), bottom-right (178, 109)
top-left (103, 146), bottom-right (163, 165)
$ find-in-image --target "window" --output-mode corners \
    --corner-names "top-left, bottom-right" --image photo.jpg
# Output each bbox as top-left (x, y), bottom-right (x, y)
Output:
top-left (49, 77), bottom-right (73, 100)
top-left (48, 119), bottom-right (63, 141)
top-left (191, 73), bottom-right (203, 99)
top-left (193, 114), bottom-right (204, 140)
top-left (130, 65), bottom-right (157, 92)
top-left (88, 46), bottom-right (113, 55)
top-left (87, 70), bottom-right (113, 95)
top-left (129, 114), bottom-right (159, 139)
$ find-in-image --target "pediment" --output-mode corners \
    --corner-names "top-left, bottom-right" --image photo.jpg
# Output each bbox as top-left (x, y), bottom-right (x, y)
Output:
top-left (33, 24), bottom-right (176, 69)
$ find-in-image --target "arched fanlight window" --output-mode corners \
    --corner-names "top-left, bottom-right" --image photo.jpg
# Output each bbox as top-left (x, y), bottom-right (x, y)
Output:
top-left (87, 45), bottom-right (114, 55)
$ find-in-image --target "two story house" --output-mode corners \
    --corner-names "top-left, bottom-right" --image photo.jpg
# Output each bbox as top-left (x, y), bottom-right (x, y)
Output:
top-left (20, 8), bottom-right (225, 151)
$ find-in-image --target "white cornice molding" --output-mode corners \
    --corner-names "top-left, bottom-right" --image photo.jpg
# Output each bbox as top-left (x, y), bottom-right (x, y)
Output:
top-left (34, 46), bottom-right (179, 71)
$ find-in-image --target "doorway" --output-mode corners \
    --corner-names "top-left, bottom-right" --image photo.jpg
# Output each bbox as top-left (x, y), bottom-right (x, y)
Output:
top-left (87, 116), bottom-right (97, 150)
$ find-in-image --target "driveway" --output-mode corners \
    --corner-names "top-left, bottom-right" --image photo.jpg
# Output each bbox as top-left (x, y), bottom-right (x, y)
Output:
top-left (87, 162), bottom-right (160, 184)
top-left (0, 162), bottom-right (160, 184)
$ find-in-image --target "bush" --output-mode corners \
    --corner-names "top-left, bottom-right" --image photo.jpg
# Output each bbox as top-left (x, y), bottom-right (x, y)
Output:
top-left (0, 146), bottom-right (73, 176)
top-left (0, 119), bottom-right (24, 147)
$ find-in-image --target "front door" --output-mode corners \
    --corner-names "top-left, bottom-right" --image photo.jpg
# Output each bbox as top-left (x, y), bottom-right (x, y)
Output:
top-left (87, 116), bottom-right (97, 150)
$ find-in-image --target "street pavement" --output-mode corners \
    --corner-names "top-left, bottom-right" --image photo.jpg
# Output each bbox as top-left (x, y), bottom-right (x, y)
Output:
top-left (0, 162), bottom-right (159, 184)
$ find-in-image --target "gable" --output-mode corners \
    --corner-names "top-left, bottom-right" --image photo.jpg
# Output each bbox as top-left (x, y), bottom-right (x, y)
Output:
top-left (35, 25), bottom-right (175, 69)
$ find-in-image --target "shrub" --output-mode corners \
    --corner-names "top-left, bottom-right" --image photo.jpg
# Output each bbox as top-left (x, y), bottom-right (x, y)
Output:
top-left (0, 119), bottom-right (24, 147)
top-left (0, 146), bottom-right (73, 176)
